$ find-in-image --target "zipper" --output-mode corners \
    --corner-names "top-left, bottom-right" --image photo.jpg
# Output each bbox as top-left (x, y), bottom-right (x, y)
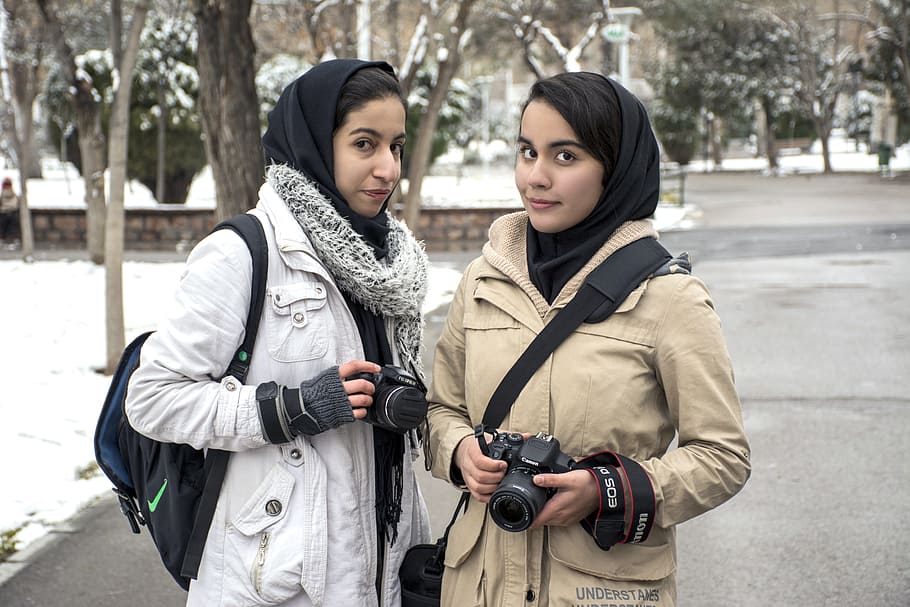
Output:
top-left (250, 532), bottom-right (270, 595)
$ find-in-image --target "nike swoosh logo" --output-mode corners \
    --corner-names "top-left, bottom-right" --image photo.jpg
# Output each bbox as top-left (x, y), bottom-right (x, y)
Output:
top-left (148, 478), bottom-right (168, 513)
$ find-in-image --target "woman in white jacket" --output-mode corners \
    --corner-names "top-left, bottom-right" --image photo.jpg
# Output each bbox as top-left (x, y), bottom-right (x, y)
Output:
top-left (126, 59), bottom-right (431, 607)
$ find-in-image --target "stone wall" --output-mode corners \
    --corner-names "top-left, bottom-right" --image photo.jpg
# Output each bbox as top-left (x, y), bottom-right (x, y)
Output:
top-left (28, 206), bottom-right (518, 253)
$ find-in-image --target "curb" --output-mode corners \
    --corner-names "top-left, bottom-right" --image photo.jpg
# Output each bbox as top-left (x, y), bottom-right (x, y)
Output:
top-left (0, 496), bottom-right (102, 588)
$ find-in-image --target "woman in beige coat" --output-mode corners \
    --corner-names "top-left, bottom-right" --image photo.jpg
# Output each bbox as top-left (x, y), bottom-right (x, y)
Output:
top-left (425, 73), bottom-right (751, 607)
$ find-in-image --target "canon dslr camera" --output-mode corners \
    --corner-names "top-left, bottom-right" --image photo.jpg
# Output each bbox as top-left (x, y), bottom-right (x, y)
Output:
top-left (348, 365), bottom-right (428, 433)
top-left (477, 427), bottom-right (576, 532)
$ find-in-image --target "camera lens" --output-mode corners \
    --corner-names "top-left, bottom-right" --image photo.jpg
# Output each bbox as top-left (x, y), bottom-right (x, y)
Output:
top-left (370, 385), bottom-right (428, 432)
top-left (493, 496), bottom-right (528, 527)
top-left (489, 467), bottom-right (547, 532)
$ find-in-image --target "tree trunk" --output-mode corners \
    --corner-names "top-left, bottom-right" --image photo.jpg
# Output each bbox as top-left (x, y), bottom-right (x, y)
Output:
top-left (402, 0), bottom-right (476, 230)
top-left (3, 0), bottom-right (43, 261)
top-left (104, 2), bottom-right (149, 372)
top-left (80, 119), bottom-right (107, 264)
top-left (194, 0), bottom-right (261, 221)
top-left (156, 82), bottom-right (167, 203)
top-left (761, 97), bottom-right (779, 173)
top-left (12, 100), bottom-right (36, 261)
top-left (36, 0), bottom-right (107, 263)
top-left (710, 116), bottom-right (723, 169)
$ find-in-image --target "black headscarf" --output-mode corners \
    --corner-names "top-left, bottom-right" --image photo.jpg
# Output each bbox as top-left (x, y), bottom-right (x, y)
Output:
top-left (526, 75), bottom-right (661, 303)
top-left (262, 59), bottom-right (406, 545)
top-left (262, 58), bottom-right (397, 259)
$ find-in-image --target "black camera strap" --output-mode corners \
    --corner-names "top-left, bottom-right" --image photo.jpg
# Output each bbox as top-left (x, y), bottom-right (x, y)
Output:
top-left (481, 237), bottom-right (671, 429)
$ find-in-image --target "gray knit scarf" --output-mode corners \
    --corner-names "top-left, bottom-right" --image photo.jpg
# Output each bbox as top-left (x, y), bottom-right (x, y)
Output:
top-left (267, 163), bottom-right (428, 377)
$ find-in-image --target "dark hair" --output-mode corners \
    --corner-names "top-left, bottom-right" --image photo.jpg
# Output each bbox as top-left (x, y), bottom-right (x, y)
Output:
top-left (334, 67), bottom-right (407, 131)
top-left (521, 72), bottom-right (621, 183)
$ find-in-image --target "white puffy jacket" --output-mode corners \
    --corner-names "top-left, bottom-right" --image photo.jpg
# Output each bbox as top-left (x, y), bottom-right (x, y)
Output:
top-left (126, 182), bottom-right (432, 607)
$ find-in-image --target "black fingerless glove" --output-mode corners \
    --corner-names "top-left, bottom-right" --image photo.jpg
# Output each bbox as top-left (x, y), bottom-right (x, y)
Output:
top-left (256, 366), bottom-right (354, 443)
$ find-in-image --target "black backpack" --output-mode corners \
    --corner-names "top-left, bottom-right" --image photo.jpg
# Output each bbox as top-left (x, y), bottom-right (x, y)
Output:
top-left (93, 213), bottom-right (268, 590)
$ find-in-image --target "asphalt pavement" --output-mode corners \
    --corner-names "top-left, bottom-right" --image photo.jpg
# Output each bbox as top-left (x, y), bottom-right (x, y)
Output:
top-left (1, 170), bottom-right (909, 606)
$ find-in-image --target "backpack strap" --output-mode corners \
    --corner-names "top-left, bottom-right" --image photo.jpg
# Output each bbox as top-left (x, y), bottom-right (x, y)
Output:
top-left (181, 212), bottom-right (269, 582)
top-left (481, 238), bottom-right (671, 430)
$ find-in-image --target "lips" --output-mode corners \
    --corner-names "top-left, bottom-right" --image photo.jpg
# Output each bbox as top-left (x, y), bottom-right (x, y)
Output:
top-left (527, 197), bottom-right (558, 209)
top-left (364, 189), bottom-right (390, 200)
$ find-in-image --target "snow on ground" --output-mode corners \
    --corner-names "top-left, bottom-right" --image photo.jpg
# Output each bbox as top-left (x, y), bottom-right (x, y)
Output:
top-left (0, 140), bottom-right (904, 556)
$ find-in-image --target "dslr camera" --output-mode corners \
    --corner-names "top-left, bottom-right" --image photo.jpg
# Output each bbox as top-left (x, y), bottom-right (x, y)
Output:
top-left (348, 365), bottom-right (428, 433)
top-left (476, 426), bottom-right (576, 532)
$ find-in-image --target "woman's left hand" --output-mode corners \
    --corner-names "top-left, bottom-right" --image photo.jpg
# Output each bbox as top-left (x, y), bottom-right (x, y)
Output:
top-left (528, 469), bottom-right (599, 528)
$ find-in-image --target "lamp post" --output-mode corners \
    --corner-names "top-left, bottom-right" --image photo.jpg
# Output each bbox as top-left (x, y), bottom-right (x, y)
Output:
top-left (602, 7), bottom-right (642, 86)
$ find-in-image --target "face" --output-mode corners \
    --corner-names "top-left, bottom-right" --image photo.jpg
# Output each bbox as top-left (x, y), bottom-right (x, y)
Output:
top-left (515, 100), bottom-right (605, 234)
top-left (332, 96), bottom-right (406, 217)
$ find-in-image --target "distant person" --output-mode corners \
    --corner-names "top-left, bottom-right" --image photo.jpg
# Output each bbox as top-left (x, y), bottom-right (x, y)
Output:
top-left (425, 72), bottom-right (751, 606)
top-left (126, 59), bottom-right (432, 606)
top-left (0, 177), bottom-right (19, 246)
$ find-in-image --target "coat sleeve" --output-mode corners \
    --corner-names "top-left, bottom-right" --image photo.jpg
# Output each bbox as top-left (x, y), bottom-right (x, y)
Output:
top-left (643, 276), bottom-right (751, 527)
top-left (124, 229), bottom-right (268, 451)
top-left (426, 265), bottom-right (476, 485)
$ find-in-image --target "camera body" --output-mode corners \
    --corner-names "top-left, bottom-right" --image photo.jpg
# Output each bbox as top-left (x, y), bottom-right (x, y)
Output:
top-left (348, 365), bottom-right (428, 433)
top-left (479, 428), bottom-right (576, 532)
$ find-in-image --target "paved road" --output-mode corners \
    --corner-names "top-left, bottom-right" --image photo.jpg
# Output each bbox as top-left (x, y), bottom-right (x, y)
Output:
top-left (2, 172), bottom-right (909, 606)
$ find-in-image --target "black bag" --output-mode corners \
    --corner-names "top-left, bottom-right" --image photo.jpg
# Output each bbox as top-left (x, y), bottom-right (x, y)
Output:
top-left (93, 213), bottom-right (268, 590)
top-left (400, 493), bottom-right (468, 607)
top-left (398, 238), bottom-right (672, 605)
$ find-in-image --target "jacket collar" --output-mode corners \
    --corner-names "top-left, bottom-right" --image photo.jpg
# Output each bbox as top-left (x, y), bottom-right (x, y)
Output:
top-left (482, 211), bottom-right (659, 317)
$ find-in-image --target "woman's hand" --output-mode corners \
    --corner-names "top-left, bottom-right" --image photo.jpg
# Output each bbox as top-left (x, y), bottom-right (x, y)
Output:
top-left (454, 434), bottom-right (507, 503)
top-left (529, 469), bottom-right (599, 528)
top-left (338, 360), bottom-right (381, 419)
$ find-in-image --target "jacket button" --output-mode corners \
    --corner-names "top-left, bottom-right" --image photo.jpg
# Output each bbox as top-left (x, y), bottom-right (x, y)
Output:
top-left (225, 381), bottom-right (236, 392)
top-left (293, 312), bottom-right (305, 323)
top-left (526, 589), bottom-right (535, 602)
top-left (289, 448), bottom-right (302, 460)
top-left (265, 500), bottom-right (282, 516)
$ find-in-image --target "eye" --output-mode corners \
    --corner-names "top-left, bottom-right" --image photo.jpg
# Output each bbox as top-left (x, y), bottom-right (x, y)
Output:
top-left (354, 138), bottom-right (375, 151)
top-left (555, 150), bottom-right (576, 162)
top-left (391, 142), bottom-right (405, 157)
top-left (517, 144), bottom-right (536, 160)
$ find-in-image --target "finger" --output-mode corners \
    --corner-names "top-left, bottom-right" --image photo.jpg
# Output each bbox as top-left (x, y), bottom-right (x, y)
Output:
top-left (343, 378), bottom-right (375, 395)
top-left (338, 359), bottom-right (381, 378)
top-left (533, 473), bottom-right (569, 490)
top-left (471, 451), bottom-right (508, 473)
top-left (348, 394), bottom-right (373, 408)
top-left (468, 469), bottom-right (506, 487)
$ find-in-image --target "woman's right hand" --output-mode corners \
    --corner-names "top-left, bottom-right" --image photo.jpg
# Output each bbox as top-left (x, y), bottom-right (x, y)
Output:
top-left (338, 360), bottom-right (381, 419)
top-left (454, 434), bottom-right (508, 503)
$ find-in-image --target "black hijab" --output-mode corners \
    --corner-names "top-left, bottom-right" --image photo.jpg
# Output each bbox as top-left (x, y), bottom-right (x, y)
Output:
top-left (262, 58), bottom-right (397, 259)
top-left (262, 59), bottom-right (406, 545)
top-left (526, 75), bottom-right (661, 303)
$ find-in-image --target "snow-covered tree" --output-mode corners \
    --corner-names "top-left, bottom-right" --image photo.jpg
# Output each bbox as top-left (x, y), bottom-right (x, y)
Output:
top-left (256, 53), bottom-right (312, 128)
top-left (489, 0), bottom-right (609, 78)
top-left (132, 6), bottom-right (204, 204)
top-left (401, 0), bottom-right (478, 229)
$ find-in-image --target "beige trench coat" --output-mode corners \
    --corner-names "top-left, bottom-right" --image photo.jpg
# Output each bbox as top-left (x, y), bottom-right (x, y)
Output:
top-left (426, 213), bottom-right (751, 607)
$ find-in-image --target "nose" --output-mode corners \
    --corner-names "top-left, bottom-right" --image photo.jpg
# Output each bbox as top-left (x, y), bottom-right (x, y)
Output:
top-left (526, 158), bottom-right (550, 189)
top-left (373, 148), bottom-right (399, 183)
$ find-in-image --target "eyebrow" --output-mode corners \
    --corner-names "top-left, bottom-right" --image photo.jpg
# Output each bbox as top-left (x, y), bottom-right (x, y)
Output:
top-left (347, 127), bottom-right (406, 140)
top-left (517, 135), bottom-right (584, 149)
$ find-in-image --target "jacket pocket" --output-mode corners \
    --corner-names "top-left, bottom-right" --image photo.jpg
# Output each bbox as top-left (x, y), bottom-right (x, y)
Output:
top-left (548, 523), bottom-right (675, 582)
top-left (223, 465), bottom-right (302, 606)
top-left (442, 499), bottom-right (485, 568)
top-left (266, 281), bottom-right (329, 362)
